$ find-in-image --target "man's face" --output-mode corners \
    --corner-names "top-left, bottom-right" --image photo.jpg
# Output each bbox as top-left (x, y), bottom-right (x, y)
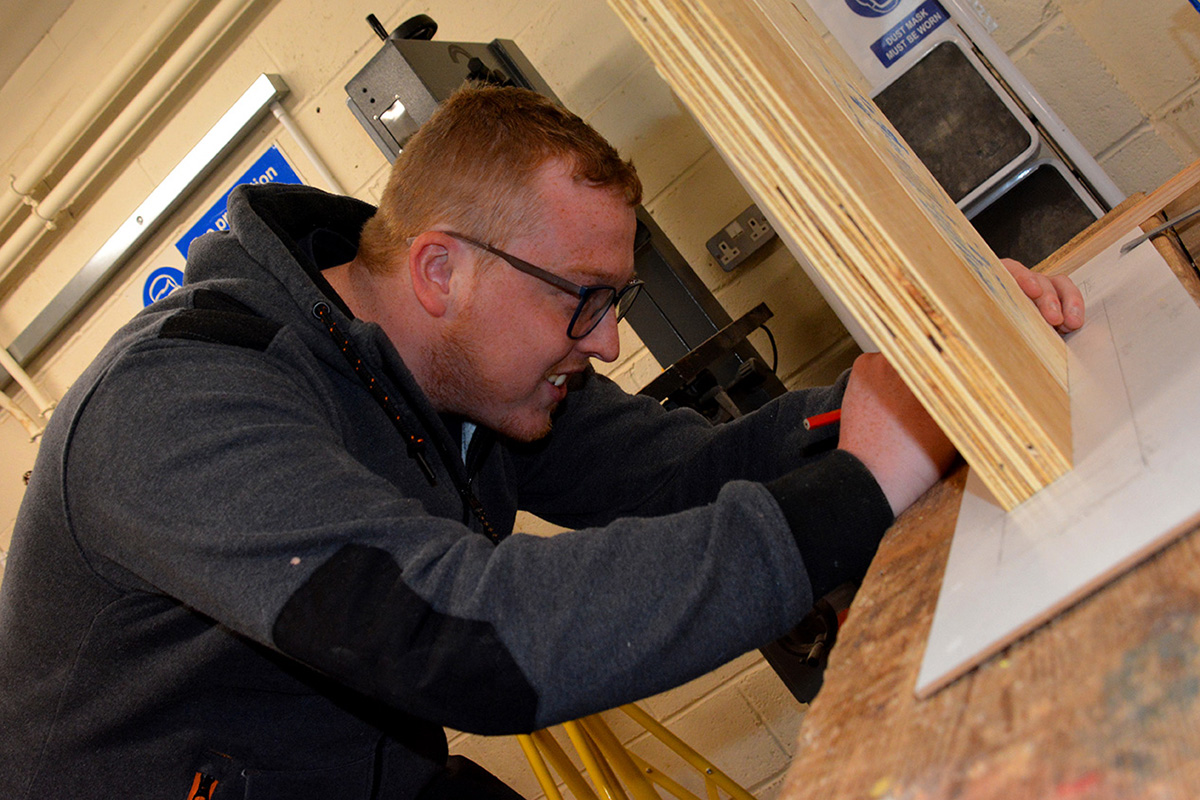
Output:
top-left (429, 159), bottom-right (638, 442)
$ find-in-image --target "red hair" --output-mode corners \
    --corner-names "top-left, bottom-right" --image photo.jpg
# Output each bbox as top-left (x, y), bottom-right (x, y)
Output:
top-left (357, 85), bottom-right (642, 274)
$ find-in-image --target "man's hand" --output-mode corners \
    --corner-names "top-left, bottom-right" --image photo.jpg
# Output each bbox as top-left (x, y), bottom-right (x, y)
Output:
top-left (838, 354), bottom-right (957, 516)
top-left (1002, 258), bottom-right (1085, 334)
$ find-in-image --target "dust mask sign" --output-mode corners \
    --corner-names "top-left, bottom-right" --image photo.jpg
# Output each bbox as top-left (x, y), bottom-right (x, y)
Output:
top-left (869, 2), bottom-right (949, 67)
top-left (844, 0), bottom-right (903, 17)
top-left (807, 0), bottom-right (952, 86)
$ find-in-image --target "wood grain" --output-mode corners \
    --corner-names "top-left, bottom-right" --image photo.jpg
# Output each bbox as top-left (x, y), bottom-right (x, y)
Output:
top-left (607, 0), bottom-right (1070, 509)
top-left (781, 191), bottom-right (1200, 800)
top-left (1149, 221), bottom-right (1200, 307)
top-left (1163, 182), bottom-right (1200, 267)
top-left (781, 469), bottom-right (1200, 799)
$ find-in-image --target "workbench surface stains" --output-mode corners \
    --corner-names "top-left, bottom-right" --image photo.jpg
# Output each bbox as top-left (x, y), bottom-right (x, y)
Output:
top-left (780, 461), bottom-right (1200, 800)
top-left (917, 235), bottom-right (1200, 696)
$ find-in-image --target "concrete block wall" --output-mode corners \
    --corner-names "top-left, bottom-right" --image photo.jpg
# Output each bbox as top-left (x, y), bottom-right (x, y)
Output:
top-left (445, 651), bottom-right (805, 799)
top-left (1, 0), bottom-right (1197, 796)
top-left (979, 0), bottom-right (1200, 194)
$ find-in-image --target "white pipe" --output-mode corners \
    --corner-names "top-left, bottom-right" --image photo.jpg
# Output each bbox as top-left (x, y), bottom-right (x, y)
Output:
top-left (940, 0), bottom-right (1126, 207)
top-left (0, 389), bottom-right (45, 440)
top-left (0, 0), bottom-right (258, 281)
top-left (0, 347), bottom-right (55, 417)
top-left (270, 101), bottom-right (347, 195)
top-left (1, 0), bottom-right (200, 227)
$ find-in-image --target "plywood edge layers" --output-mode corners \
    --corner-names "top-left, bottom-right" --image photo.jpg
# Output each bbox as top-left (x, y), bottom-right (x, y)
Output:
top-left (753, 0), bottom-right (1065, 382)
top-left (609, 0), bottom-right (1071, 508)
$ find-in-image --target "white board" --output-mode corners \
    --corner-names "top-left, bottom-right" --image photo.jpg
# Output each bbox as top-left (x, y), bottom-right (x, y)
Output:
top-left (916, 232), bottom-right (1200, 697)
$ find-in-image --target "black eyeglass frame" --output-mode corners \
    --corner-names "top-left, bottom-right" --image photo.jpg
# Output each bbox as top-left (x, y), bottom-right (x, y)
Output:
top-left (432, 230), bottom-right (644, 340)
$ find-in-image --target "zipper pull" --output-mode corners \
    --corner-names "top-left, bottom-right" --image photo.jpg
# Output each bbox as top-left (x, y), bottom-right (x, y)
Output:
top-left (408, 437), bottom-right (437, 486)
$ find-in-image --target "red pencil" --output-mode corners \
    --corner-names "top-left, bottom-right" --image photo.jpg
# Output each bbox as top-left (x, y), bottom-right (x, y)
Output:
top-left (803, 409), bottom-right (842, 430)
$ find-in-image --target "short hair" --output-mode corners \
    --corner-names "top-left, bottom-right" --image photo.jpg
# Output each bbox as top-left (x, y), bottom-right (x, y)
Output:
top-left (357, 85), bottom-right (642, 274)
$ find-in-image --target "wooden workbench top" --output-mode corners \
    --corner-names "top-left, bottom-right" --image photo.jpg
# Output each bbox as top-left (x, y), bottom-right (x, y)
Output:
top-left (780, 465), bottom-right (1200, 799)
top-left (780, 170), bottom-right (1200, 800)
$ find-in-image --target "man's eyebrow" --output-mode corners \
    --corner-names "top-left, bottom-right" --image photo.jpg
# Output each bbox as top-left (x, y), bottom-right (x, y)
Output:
top-left (567, 264), bottom-right (638, 285)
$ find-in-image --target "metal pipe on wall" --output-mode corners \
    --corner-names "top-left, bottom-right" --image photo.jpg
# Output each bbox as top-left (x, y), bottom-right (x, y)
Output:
top-left (0, 0), bottom-right (200, 228)
top-left (270, 101), bottom-right (346, 195)
top-left (0, 346), bottom-right (54, 418)
top-left (0, 388), bottom-right (44, 440)
top-left (4, 74), bottom-right (289, 380)
top-left (0, 0), bottom-right (259, 283)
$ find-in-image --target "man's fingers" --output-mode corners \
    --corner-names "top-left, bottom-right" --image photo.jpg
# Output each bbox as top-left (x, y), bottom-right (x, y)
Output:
top-left (1001, 258), bottom-right (1042, 299)
top-left (1051, 274), bottom-right (1085, 331)
top-left (1001, 257), bottom-right (1085, 329)
top-left (1032, 275), bottom-right (1065, 326)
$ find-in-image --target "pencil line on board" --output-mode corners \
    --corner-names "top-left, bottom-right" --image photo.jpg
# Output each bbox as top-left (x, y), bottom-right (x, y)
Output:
top-left (1105, 297), bottom-right (1150, 468)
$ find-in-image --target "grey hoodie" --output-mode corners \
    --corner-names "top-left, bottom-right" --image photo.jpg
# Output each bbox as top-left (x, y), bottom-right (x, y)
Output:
top-left (0, 183), bottom-right (890, 799)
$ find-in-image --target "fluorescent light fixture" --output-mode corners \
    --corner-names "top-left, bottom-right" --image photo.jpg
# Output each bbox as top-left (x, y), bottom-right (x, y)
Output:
top-left (3, 73), bottom-right (289, 378)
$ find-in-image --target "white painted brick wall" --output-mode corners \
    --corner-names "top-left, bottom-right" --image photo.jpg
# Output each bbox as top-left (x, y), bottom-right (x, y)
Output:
top-left (446, 652), bottom-right (808, 799)
top-left (1012, 16), bottom-right (1146, 155)
top-left (3, 0), bottom-right (1199, 796)
top-left (982, 0), bottom-right (1200, 193)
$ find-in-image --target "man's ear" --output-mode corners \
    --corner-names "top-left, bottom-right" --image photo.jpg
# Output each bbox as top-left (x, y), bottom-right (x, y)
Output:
top-left (408, 235), bottom-right (457, 318)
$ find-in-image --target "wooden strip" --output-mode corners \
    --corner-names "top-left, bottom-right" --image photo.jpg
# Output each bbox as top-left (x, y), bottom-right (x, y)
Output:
top-left (1149, 221), bottom-right (1200, 308)
top-left (1036, 157), bottom-right (1200, 276)
top-left (1164, 183), bottom-right (1200, 262)
top-left (1034, 192), bottom-right (1146, 276)
top-left (608, 0), bottom-right (1070, 508)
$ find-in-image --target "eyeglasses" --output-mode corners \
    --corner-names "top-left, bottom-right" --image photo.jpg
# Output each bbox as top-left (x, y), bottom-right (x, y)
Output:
top-left (437, 231), bottom-right (644, 340)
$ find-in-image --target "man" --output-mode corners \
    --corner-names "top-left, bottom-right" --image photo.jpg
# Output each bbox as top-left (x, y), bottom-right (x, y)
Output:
top-left (0, 86), bottom-right (1082, 798)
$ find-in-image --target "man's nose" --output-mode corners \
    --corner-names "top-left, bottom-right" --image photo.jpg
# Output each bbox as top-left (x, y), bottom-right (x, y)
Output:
top-left (578, 309), bottom-right (621, 363)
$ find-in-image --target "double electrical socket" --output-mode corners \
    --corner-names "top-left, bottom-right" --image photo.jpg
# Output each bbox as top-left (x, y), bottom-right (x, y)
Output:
top-left (706, 204), bottom-right (776, 271)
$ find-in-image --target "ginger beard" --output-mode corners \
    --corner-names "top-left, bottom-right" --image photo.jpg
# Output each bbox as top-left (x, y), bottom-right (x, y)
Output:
top-left (425, 292), bottom-right (571, 443)
top-left (416, 161), bottom-right (634, 442)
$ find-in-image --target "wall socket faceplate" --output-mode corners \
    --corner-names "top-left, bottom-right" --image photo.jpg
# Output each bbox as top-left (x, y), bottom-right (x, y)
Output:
top-left (706, 204), bottom-right (776, 271)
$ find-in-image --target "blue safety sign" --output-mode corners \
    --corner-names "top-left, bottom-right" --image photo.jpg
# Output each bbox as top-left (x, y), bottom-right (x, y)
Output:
top-left (844, 0), bottom-right (902, 17)
top-left (869, 0), bottom-right (948, 67)
top-left (143, 266), bottom-right (186, 307)
top-left (175, 145), bottom-right (302, 258)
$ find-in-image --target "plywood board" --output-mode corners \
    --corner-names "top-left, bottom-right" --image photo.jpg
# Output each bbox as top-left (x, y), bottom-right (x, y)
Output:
top-left (608, 0), bottom-right (1069, 509)
top-left (917, 231), bottom-right (1200, 697)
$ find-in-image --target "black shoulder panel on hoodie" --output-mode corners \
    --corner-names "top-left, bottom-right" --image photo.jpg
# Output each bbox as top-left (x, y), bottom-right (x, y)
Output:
top-left (159, 289), bottom-right (281, 351)
top-left (273, 544), bottom-right (539, 735)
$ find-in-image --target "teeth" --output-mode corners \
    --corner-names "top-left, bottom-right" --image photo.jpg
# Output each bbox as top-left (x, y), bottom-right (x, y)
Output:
top-left (549, 374), bottom-right (567, 387)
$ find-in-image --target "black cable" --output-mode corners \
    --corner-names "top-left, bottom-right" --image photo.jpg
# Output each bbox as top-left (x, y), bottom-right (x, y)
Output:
top-left (313, 301), bottom-right (501, 544)
top-left (759, 323), bottom-right (779, 374)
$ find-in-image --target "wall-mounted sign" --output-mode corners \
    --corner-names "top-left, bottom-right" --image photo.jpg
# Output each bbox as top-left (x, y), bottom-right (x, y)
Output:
top-left (807, 0), bottom-right (953, 88)
top-left (868, 1), bottom-right (949, 68)
top-left (174, 145), bottom-right (302, 259)
top-left (843, 0), bottom-right (903, 18)
top-left (143, 266), bottom-right (186, 307)
top-left (142, 146), bottom-right (302, 308)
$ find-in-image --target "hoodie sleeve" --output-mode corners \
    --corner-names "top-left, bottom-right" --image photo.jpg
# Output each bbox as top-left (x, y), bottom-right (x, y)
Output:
top-left (510, 368), bottom-right (854, 526)
top-left (64, 332), bottom-right (888, 736)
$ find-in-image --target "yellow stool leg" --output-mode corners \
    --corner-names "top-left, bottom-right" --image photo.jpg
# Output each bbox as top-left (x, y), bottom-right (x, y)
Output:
top-left (564, 719), bottom-right (627, 800)
top-left (518, 733), bottom-right (564, 800)
top-left (619, 704), bottom-right (756, 800)
top-left (579, 716), bottom-right (661, 800)
top-left (530, 729), bottom-right (602, 800)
